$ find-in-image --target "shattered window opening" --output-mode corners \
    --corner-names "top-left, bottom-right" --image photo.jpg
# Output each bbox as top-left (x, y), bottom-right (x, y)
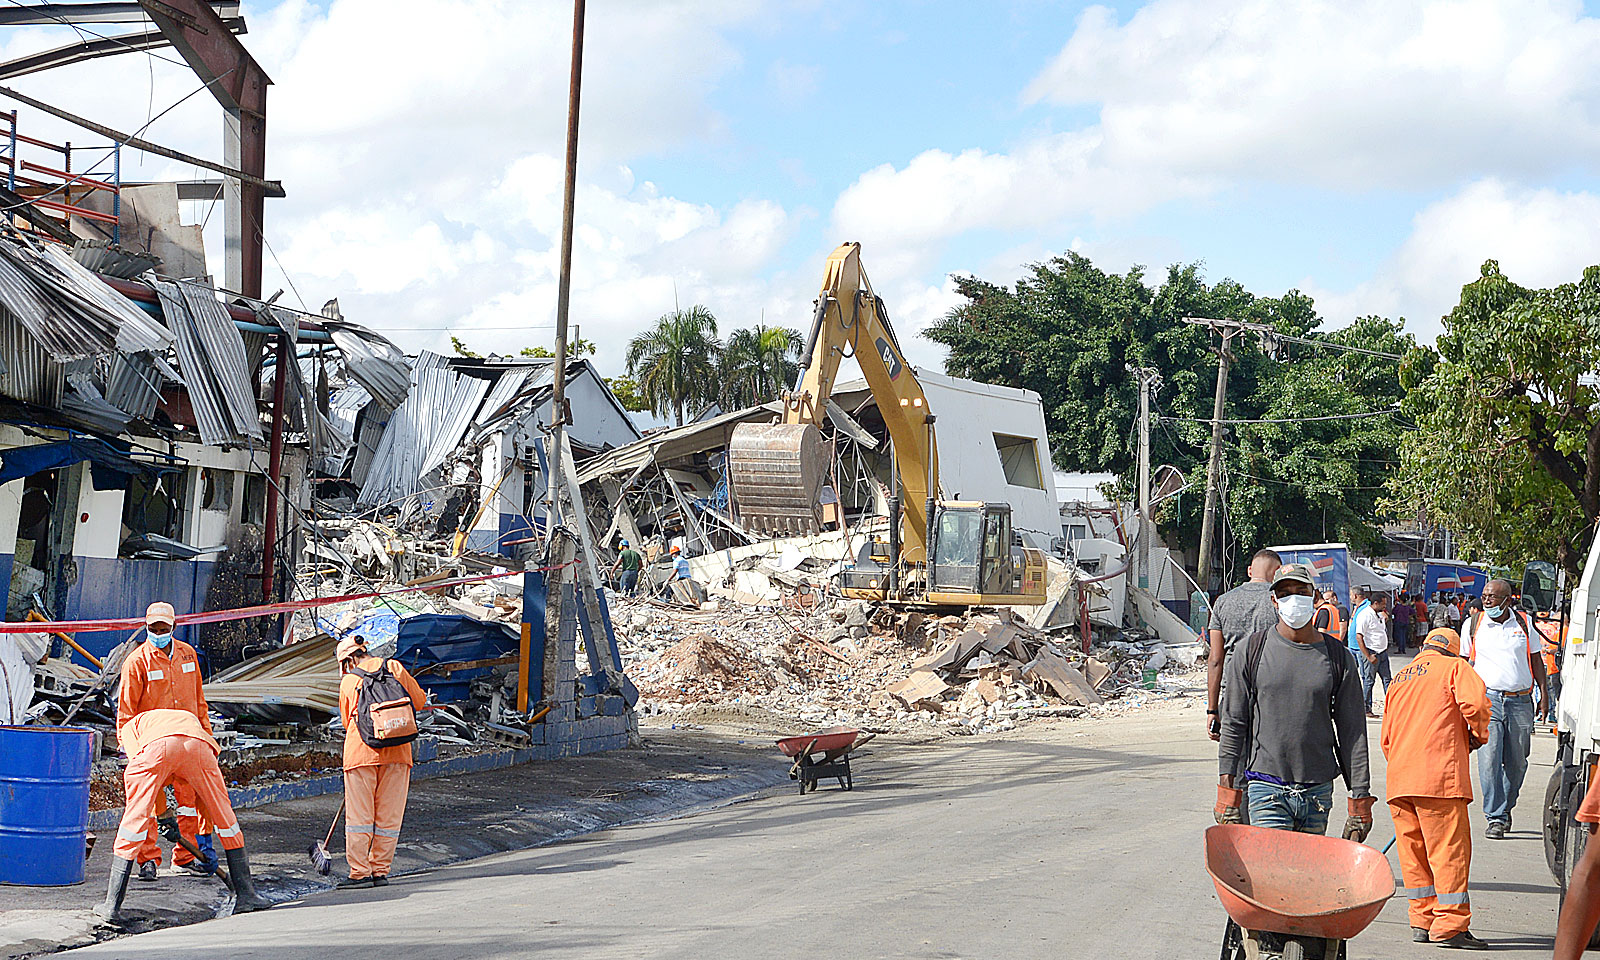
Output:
top-left (993, 433), bottom-right (1044, 490)
top-left (201, 468), bottom-right (234, 512)
top-left (120, 466), bottom-right (187, 549)
top-left (243, 472), bottom-right (266, 526)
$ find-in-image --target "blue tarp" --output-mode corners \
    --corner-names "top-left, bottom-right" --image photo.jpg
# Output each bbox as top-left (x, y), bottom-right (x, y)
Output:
top-left (0, 436), bottom-right (153, 490)
top-left (394, 614), bottom-right (519, 703)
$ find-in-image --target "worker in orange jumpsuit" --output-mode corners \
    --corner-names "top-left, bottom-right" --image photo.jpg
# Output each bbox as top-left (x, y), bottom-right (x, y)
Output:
top-left (1535, 615), bottom-right (1564, 722)
top-left (94, 708), bottom-right (268, 922)
top-left (116, 601), bottom-right (215, 880)
top-left (1380, 627), bottom-right (1491, 949)
top-left (337, 635), bottom-right (427, 889)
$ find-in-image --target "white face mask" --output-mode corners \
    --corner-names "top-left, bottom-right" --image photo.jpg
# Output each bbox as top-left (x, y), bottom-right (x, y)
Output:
top-left (1275, 594), bottom-right (1316, 629)
top-left (1485, 599), bottom-right (1511, 621)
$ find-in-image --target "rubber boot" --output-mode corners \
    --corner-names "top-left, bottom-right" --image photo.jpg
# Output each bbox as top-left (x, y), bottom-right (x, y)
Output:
top-left (223, 847), bottom-right (270, 913)
top-left (91, 856), bottom-right (135, 923)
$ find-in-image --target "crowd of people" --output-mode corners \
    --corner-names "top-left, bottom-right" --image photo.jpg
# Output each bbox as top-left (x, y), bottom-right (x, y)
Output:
top-left (1203, 549), bottom-right (1552, 949)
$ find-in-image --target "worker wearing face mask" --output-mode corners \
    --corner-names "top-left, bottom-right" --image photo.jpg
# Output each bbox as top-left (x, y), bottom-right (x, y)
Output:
top-left (116, 602), bottom-right (214, 881)
top-left (1460, 579), bottom-right (1548, 840)
top-left (1215, 564), bottom-right (1373, 837)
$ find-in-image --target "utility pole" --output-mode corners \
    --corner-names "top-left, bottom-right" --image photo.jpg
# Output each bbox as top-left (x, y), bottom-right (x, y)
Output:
top-left (1136, 367), bottom-right (1158, 591)
top-left (1181, 316), bottom-right (1273, 592)
top-left (545, 0), bottom-right (586, 525)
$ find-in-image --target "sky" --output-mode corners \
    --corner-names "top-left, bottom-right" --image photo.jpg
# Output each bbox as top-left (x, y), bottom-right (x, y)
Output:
top-left (3, 0), bottom-right (1600, 379)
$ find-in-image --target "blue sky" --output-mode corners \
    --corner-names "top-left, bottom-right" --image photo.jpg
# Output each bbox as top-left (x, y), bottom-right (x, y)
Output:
top-left (2, 0), bottom-right (1599, 377)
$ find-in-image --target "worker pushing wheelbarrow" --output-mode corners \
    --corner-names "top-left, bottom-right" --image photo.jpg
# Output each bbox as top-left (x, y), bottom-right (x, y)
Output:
top-left (1209, 564), bottom-right (1389, 958)
top-left (1207, 824), bottom-right (1393, 960)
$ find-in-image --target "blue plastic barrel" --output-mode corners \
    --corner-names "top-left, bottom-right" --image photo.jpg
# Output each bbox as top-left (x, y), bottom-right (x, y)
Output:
top-left (0, 726), bottom-right (95, 885)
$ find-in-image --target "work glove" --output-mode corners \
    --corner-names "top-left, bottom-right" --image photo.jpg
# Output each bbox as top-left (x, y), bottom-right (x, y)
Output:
top-left (1342, 796), bottom-right (1375, 843)
top-left (1214, 785), bottom-right (1243, 825)
top-left (157, 816), bottom-right (181, 843)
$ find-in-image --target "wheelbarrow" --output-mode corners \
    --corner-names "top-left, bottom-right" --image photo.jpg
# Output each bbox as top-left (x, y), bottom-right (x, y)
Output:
top-left (1206, 824), bottom-right (1394, 960)
top-left (776, 726), bottom-right (873, 794)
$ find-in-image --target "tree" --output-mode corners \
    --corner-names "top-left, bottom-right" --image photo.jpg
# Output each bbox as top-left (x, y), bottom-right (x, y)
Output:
top-left (927, 253), bottom-right (1414, 580)
top-left (450, 336), bottom-right (480, 358)
top-left (520, 337), bottom-right (596, 358)
top-left (718, 324), bottom-right (801, 410)
top-left (625, 305), bottom-right (721, 426)
top-left (1387, 260), bottom-right (1600, 577)
top-left (605, 375), bottom-right (650, 413)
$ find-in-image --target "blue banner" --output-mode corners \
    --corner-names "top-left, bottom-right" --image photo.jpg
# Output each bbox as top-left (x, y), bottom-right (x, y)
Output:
top-left (1274, 546), bottom-right (1350, 601)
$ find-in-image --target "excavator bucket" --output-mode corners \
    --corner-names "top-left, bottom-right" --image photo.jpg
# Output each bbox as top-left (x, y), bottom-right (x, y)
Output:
top-left (728, 421), bottom-right (828, 537)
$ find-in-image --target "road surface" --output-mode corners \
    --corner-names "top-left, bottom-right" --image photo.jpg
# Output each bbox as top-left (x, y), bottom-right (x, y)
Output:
top-left (63, 699), bottom-right (1561, 959)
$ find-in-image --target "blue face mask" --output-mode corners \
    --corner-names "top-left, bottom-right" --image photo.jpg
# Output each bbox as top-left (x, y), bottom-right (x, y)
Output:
top-left (149, 630), bottom-right (173, 650)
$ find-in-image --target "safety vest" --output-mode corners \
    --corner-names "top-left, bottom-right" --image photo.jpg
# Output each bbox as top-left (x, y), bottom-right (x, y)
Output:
top-left (1315, 601), bottom-right (1343, 642)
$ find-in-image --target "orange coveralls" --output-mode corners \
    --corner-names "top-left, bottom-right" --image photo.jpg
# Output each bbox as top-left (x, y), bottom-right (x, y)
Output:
top-left (339, 657), bottom-right (426, 880)
top-left (117, 637), bottom-right (213, 868)
top-left (1380, 648), bottom-right (1491, 941)
top-left (113, 709), bottom-right (243, 860)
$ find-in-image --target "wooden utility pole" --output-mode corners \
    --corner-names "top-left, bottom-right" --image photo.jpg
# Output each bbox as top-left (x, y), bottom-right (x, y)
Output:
top-left (1136, 367), bottom-right (1158, 590)
top-left (546, 0), bottom-right (586, 525)
top-left (1195, 332), bottom-right (1232, 592)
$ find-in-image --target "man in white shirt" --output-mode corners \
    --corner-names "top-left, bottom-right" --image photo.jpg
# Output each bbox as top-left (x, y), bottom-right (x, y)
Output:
top-left (1462, 578), bottom-right (1549, 839)
top-left (1353, 593), bottom-right (1392, 718)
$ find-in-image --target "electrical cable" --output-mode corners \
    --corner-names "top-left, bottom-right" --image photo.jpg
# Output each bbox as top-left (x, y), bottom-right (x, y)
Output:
top-left (0, 0), bottom-right (203, 71)
top-left (1162, 409), bottom-right (1397, 425)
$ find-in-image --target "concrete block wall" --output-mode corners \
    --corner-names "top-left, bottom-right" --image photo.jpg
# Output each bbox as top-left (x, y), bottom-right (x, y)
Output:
top-left (523, 565), bottom-right (636, 761)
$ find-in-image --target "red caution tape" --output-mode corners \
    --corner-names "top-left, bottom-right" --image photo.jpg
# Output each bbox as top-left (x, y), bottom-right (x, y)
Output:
top-left (0, 562), bottom-right (576, 635)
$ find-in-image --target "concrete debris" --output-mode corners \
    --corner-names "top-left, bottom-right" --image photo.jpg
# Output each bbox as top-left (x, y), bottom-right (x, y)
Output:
top-left (610, 590), bottom-right (1194, 737)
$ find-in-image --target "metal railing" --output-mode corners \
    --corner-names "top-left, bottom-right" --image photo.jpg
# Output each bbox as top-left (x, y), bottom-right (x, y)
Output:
top-left (0, 109), bottom-right (120, 242)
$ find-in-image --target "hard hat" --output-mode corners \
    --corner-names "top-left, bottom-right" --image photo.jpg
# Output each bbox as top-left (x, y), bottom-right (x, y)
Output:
top-left (619, 538), bottom-right (629, 547)
top-left (1423, 627), bottom-right (1462, 657)
top-left (670, 544), bottom-right (681, 554)
top-left (145, 601), bottom-right (176, 629)
top-left (335, 635), bottom-right (368, 663)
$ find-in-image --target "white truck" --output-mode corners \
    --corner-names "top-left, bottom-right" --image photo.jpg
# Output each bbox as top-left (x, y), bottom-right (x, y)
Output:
top-left (1542, 546), bottom-right (1600, 942)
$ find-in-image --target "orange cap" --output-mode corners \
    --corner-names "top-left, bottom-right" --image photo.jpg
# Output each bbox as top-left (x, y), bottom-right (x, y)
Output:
top-left (670, 545), bottom-right (681, 554)
top-left (1423, 627), bottom-right (1462, 657)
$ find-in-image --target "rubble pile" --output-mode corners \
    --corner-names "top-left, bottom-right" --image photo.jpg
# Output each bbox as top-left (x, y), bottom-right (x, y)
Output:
top-left (615, 592), bottom-right (1199, 736)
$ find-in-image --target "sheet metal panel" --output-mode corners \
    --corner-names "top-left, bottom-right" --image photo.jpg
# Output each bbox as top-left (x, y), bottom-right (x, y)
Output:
top-left (156, 279), bottom-right (263, 445)
top-left (358, 352), bottom-right (490, 505)
top-left (104, 352), bottom-right (164, 419)
top-left (324, 319), bottom-right (410, 409)
top-left (0, 308), bottom-right (62, 406)
top-left (36, 244), bottom-right (171, 354)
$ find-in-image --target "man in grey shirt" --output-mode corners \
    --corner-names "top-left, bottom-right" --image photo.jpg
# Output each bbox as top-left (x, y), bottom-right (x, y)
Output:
top-left (1206, 548), bottom-right (1283, 742)
top-left (1214, 563), bottom-right (1374, 837)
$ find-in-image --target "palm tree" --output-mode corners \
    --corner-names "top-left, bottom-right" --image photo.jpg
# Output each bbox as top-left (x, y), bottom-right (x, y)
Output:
top-left (625, 305), bottom-right (721, 426)
top-left (718, 325), bottom-right (802, 410)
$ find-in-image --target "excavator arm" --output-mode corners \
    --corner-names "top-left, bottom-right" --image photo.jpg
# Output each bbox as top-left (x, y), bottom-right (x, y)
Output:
top-left (730, 242), bottom-right (938, 561)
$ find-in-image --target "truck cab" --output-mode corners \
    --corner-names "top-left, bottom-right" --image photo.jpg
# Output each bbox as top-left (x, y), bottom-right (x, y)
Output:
top-left (1542, 545), bottom-right (1600, 942)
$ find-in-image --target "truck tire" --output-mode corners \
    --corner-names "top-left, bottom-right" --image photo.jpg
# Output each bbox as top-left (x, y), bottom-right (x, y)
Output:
top-left (1557, 770), bottom-right (1600, 948)
top-left (1550, 767), bottom-right (1567, 881)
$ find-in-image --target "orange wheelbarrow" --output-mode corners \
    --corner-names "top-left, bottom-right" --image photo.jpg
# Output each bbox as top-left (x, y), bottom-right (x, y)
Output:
top-left (1206, 824), bottom-right (1394, 960)
top-left (776, 727), bottom-right (874, 794)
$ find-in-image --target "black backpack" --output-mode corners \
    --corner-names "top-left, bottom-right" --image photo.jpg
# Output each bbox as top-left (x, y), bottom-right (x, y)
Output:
top-left (349, 659), bottom-right (419, 749)
top-left (1240, 628), bottom-right (1352, 784)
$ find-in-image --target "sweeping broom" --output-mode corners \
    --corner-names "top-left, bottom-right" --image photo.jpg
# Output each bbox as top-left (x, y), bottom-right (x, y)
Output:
top-left (307, 800), bottom-right (344, 876)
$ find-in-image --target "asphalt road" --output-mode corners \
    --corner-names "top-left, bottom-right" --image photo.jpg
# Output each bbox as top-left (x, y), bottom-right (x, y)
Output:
top-left (62, 698), bottom-right (1562, 960)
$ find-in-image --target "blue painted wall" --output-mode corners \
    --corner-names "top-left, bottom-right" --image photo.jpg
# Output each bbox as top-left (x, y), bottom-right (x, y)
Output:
top-left (61, 557), bottom-right (219, 660)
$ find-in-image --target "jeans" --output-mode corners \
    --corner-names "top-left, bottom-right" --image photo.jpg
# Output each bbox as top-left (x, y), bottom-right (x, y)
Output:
top-left (1478, 690), bottom-right (1535, 825)
top-left (1246, 779), bottom-right (1335, 835)
top-left (1360, 652), bottom-right (1392, 712)
top-left (618, 569), bottom-right (639, 596)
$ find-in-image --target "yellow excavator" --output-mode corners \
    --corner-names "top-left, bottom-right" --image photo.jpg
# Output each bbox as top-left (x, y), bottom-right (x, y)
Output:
top-left (728, 242), bottom-right (1047, 608)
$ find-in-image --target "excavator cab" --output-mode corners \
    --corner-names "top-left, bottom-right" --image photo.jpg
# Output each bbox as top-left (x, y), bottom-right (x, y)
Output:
top-left (926, 503), bottom-right (1046, 606)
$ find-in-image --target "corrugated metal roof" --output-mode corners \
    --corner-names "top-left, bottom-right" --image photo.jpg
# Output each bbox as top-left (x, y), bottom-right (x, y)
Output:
top-left (69, 239), bottom-right (159, 280)
top-left (323, 319), bottom-right (410, 409)
top-left (61, 371), bottom-right (131, 434)
top-left (357, 351), bottom-right (492, 506)
top-left (104, 352), bottom-right (166, 419)
top-left (36, 244), bottom-right (172, 354)
top-left (0, 243), bottom-right (111, 361)
top-left (155, 279), bottom-right (263, 446)
top-left (0, 308), bottom-right (62, 407)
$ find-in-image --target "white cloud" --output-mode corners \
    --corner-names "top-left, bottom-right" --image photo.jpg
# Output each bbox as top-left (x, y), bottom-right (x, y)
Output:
top-left (1027, 0), bottom-right (1600, 188)
top-left (1307, 179), bottom-right (1600, 340)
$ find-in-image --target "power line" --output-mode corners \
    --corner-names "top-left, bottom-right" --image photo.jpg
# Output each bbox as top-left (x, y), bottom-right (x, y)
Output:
top-left (0, 0), bottom-right (199, 72)
top-left (1162, 409), bottom-right (1397, 425)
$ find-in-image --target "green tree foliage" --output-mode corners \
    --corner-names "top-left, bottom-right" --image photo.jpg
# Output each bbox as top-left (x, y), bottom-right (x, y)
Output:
top-left (449, 336), bottom-right (479, 358)
top-left (625, 305), bottom-right (722, 426)
top-left (718, 324), bottom-right (801, 410)
top-left (604, 375), bottom-right (650, 413)
top-left (520, 337), bottom-right (596, 358)
top-left (926, 254), bottom-right (1412, 577)
top-left (1387, 261), bottom-right (1600, 577)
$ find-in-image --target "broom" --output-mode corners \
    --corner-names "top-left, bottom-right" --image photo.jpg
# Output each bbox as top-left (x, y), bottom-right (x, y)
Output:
top-left (307, 800), bottom-right (344, 876)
